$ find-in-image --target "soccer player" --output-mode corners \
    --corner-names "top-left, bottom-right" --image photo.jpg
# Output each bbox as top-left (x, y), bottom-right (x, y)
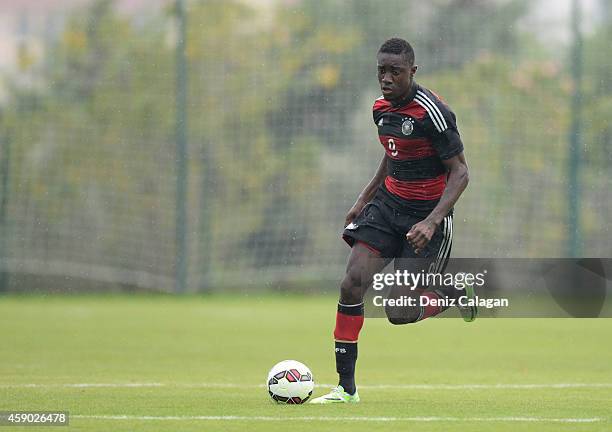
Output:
top-left (310, 38), bottom-right (475, 404)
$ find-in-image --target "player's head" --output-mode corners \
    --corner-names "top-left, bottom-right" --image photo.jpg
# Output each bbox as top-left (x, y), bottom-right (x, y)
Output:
top-left (377, 38), bottom-right (418, 102)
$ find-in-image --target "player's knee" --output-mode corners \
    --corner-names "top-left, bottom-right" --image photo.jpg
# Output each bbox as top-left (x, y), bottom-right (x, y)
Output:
top-left (340, 269), bottom-right (363, 305)
top-left (385, 306), bottom-right (420, 325)
top-left (386, 316), bottom-right (417, 325)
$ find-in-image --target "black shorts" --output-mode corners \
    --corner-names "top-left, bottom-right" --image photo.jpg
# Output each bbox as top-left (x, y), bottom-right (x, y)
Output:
top-left (342, 194), bottom-right (453, 270)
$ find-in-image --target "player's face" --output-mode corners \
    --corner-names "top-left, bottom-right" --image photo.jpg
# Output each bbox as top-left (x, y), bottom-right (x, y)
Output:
top-left (377, 52), bottom-right (416, 102)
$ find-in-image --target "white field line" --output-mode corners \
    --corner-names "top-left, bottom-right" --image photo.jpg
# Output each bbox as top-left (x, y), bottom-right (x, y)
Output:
top-left (2, 382), bottom-right (612, 390)
top-left (72, 415), bottom-right (605, 423)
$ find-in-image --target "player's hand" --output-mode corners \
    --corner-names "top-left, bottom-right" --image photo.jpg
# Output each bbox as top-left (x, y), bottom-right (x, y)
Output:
top-left (406, 219), bottom-right (438, 254)
top-left (345, 200), bottom-right (366, 227)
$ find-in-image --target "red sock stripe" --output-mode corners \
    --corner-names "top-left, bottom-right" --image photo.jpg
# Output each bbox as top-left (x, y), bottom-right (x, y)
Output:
top-left (334, 311), bottom-right (364, 342)
top-left (419, 291), bottom-right (443, 320)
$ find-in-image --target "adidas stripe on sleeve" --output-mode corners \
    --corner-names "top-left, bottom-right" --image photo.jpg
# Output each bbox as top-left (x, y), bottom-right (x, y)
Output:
top-left (414, 88), bottom-right (464, 160)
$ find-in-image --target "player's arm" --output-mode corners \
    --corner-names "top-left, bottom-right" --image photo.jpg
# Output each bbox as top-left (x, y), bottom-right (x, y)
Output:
top-left (345, 153), bottom-right (388, 227)
top-left (407, 152), bottom-right (469, 253)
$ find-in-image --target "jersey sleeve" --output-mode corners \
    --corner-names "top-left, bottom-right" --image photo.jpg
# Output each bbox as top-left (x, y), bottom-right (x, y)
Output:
top-left (372, 98), bottom-right (386, 126)
top-left (431, 108), bottom-right (464, 160)
top-left (420, 93), bottom-right (464, 160)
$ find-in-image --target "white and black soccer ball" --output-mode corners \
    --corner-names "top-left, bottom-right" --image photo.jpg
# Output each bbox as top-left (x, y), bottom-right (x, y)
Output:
top-left (267, 360), bottom-right (314, 404)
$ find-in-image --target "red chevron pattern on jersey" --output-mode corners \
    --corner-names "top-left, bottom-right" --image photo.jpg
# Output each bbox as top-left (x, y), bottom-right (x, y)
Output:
top-left (371, 84), bottom-right (461, 203)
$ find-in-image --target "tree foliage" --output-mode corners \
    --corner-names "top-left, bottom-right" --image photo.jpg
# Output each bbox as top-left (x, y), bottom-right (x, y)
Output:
top-left (2, 0), bottom-right (610, 290)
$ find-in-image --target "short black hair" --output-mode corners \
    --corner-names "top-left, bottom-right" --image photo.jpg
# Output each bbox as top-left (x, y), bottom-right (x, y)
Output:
top-left (378, 38), bottom-right (415, 66)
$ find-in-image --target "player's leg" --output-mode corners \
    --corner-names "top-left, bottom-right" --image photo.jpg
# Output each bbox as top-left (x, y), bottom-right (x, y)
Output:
top-left (384, 258), bottom-right (433, 324)
top-left (335, 242), bottom-right (390, 392)
top-left (421, 214), bottom-right (477, 322)
top-left (384, 214), bottom-right (472, 323)
top-left (311, 201), bottom-right (397, 404)
top-left (310, 241), bottom-right (390, 404)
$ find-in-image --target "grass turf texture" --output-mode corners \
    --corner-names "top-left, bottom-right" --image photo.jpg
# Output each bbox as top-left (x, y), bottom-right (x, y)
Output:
top-left (1, 294), bottom-right (611, 432)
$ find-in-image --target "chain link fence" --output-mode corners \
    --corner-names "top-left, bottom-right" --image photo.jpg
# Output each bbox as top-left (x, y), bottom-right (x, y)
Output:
top-left (0, 0), bottom-right (610, 292)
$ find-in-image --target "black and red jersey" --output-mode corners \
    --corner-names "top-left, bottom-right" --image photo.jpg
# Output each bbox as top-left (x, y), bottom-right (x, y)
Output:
top-left (372, 82), bottom-right (464, 217)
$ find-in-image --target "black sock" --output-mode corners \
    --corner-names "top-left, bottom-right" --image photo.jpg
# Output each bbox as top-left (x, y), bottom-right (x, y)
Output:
top-left (335, 341), bottom-right (357, 395)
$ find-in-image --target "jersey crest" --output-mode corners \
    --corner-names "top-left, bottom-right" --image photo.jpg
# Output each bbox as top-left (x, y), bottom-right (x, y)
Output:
top-left (401, 118), bottom-right (414, 136)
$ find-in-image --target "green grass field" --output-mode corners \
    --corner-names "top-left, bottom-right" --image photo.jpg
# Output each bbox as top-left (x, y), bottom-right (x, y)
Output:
top-left (1, 294), bottom-right (611, 431)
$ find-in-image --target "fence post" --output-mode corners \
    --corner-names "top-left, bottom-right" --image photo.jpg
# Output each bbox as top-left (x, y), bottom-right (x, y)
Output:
top-left (0, 125), bottom-right (10, 293)
top-left (567, 0), bottom-right (583, 258)
top-left (175, 0), bottom-right (189, 293)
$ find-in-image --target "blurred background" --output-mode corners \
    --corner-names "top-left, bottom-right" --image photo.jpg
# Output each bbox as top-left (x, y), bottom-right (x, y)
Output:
top-left (0, 0), bottom-right (610, 293)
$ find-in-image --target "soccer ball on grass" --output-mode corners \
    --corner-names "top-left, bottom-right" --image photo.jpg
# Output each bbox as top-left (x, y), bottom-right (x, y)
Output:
top-left (267, 360), bottom-right (314, 404)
